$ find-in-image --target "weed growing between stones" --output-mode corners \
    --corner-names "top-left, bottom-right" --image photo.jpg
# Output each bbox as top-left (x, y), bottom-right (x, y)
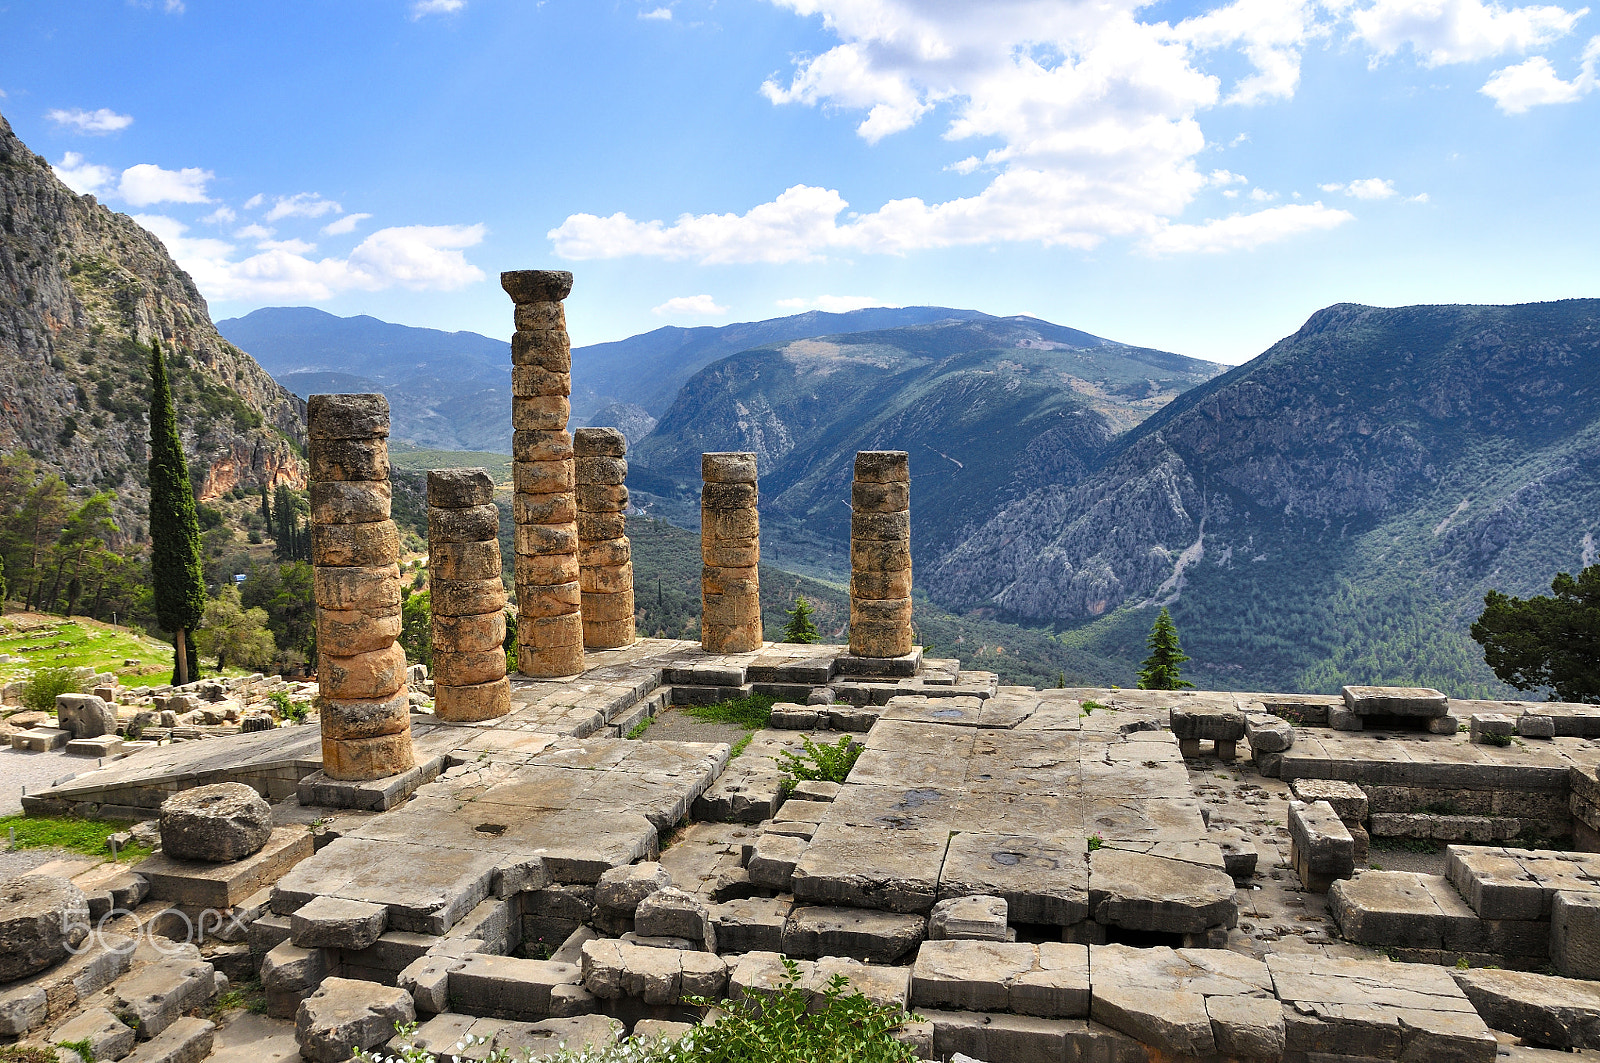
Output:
top-left (774, 734), bottom-right (862, 787)
top-left (681, 693), bottom-right (776, 730)
top-left (625, 715), bottom-right (657, 739)
top-left (54, 1040), bottom-right (93, 1063)
top-left (0, 1047), bottom-right (62, 1063)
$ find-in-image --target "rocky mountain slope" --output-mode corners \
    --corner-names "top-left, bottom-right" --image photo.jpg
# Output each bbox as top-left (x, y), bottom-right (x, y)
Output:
top-left (934, 300), bottom-right (1600, 696)
top-left (0, 112), bottom-right (304, 535)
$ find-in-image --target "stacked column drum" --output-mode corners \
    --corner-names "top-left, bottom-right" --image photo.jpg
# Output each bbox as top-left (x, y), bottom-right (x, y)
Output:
top-left (308, 394), bottom-right (415, 781)
top-left (700, 452), bottom-right (763, 654)
top-left (849, 451), bottom-right (914, 658)
top-left (503, 269), bottom-right (584, 679)
top-left (427, 468), bottom-right (511, 722)
top-left (574, 428), bottom-right (636, 650)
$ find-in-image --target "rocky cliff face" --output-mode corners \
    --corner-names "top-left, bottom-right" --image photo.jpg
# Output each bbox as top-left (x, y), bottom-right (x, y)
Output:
top-left (0, 111), bottom-right (304, 535)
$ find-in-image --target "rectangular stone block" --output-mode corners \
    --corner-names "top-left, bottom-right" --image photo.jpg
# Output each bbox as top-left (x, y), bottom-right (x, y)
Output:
top-left (140, 826), bottom-right (314, 908)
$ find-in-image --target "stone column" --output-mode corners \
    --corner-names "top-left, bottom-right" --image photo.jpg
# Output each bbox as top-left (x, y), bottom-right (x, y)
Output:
top-left (849, 451), bottom-right (913, 658)
top-left (309, 394), bottom-right (415, 781)
top-left (503, 270), bottom-right (583, 678)
top-left (701, 452), bottom-right (762, 654)
top-left (427, 468), bottom-right (510, 722)
top-left (574, 428), bottom-right (636, 650)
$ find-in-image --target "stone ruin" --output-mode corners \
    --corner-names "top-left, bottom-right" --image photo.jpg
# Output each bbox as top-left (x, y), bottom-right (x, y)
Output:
top-left (12, 270), bottom-right (1600, 1063)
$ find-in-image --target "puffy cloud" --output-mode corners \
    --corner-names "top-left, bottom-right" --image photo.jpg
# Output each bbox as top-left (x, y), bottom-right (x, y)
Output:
top-left (234, 223), bottom-right (275, 240)
top-left (52, 152), bottom-right (116, 195)
top-left (1143, 201), bottom-right (1353, 253)
top-left (118, 162), bottom-right (213, 206)
top-left (344, 224), bottom-right (487, 290)
top-left (46, 107), bottom-right (133, 134)
top-left (243, 193), bottom-right (266, 210)
top-left (639, 6), bottom-right (672, 19)
top-left (411, 0), bottom-right (464, 17)
top-left (652, 294), bottom-right (730, 316)
top-left (264, 192), bottom-right (342, 221)
top-left (1480, 35), bottom-right (1599, 110)
top-left (1320, 176), bottom-right (1401, 197)
top-left (1171, 0), bottom-right (1323, 104)
top-left (201, 206), bottom-right (236, 225)
top-left (322, 213), bottom-right (373, 235)
top-left (1348, 0), bottom-right (1584, 66)
top-left (776, 294), bottom-right (888, 312)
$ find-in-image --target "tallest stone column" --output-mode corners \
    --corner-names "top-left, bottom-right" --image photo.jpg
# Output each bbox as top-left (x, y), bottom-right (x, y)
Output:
top-left (503, 270), bottom-right (584, 678)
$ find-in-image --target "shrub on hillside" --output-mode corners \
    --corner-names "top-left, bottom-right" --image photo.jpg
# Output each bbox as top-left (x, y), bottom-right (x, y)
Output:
top-left (20, 667), bottom-right (83, 715)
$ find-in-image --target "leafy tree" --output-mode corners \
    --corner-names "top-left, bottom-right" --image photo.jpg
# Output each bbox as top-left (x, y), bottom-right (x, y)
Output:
top-left (1137, 606), bottom-right (1193, 690)
top-left (196, 584), bottom-right (278, 671)
top-left (20, 667), bottom-right (83, 714)
top-left (399, 590), bottom-right (433, 667)
top-left (46, 492), bottom-right (118, 615)
top-left (147, 341), bottom-right (207, 685)
top-left (1471, 564), bottom-right (1600, 703)
top-left (241, 560), bottom-right (316, 671)
top-left (781, 595), bottom-right (821, 644)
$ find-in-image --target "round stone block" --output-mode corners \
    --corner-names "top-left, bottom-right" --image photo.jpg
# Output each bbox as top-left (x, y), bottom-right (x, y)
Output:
top-left (852, 480), bottom-right (909, 513)
top-left (574, 456), bottom-right (627, 486)
top-left (580, 560), bottom-right (633, 595)
top-left (435, 677), bottom-right (512, 723)
top-left (318, 606), bottom-right (403, 657)
top-left (702, 593), bottom-right (760, 626)
top-left (702, 508), bottom-right (759, 541)
top-left (513, 490), bottom-right (577, 525)
top-left (703, 565), bottom-right (759, 596)
top-left (319, 643), bottom-right (408, 701)
top-left (851, 568), bottom-right (913, 600)
top-left (320, 690), bottom-right (411, 741)
top-left (702, 452), bottom-right (757, 483)
top-left (501, 269), bottom-right (573, 303)
top-left (703, 538), bottom-right (758, 568)
top-left (855, 450), bottom-right (910, 483)
top-left (517, 641), bottom-right (585, 679)
top-left (429, 540), bottom-right (502, 582)
top-left (584, 617), bottom-right (636, 650)
top-left (582, 590), bottom-right (635, 623)
top-left (512, 365), bottom-right (572, 399)
top-left (573, 427), bottom-right (627, 457)
top-left (427, 467), bottom-right (495, 508)
top-left (851, 510), bottom-right (910, 542)
top-left (432, 577), bottom-right (508, 617)
top-left (516, 552), bottom-right (580, 585)
top-left (577, 512), bottom-right (627, 542)
top-left (433, 648), bottom-right (507, 687)
top-left (519, 580), bottom-right (582, 619)
top-left (314, 565), bottom-right (402, 611)
top-left (509, 331), bottom-right (572, 371)
top-left (312, 520), bottom-right (400, 568)
top-left (322, 731), bottom-right (415, 782)
top-left (311, 438), bottom-right (390, 483)
top-left (851, 597), bottom-right (913, 625)
top-left (703, 620), bottom-right (762, 655)
top-left (308, 394), bottom-right (389, 440)
top-left (512, 396), bottom-right (571, 431)
top-left (432, 610), bottom-right (507, 654)
top-left (702, 482), bottom-right (758, 512)
top-left (513, 430), bottom-right (574, 463)
top-left (580, 538), bottom-right (630, 567)
top-left (515, 522), bottom-right (579, 556)
top-left (428, 503), bottom-right (500, 544)
top-left (159, 782), bottom-right (274, 862)
top-left (513, 301), bottom-right (565, 331)
top-left (849, 621), bottom-right (914, 659)
top-left (514, 458), bottom-right (574, 495)
top-left (525, 610), bottom-right (584, 647)
top-left (311, 481), bottom-right (391, 525)
top-left (575, 484), bottom-right (629, 513)
top-left (851, 538), bottom-right (912, 573)
top-left (0, 875), bottom-right (90, 982)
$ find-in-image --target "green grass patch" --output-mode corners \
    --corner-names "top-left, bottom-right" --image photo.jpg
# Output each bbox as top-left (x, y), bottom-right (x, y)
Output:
top-left (0, 814), bottom-right (151, 863)
top-left (680, 692), bottom-right (776, 730)
top-left (210, 980), bottom-right (267, 1017)
top-left (1, 1047), bottom-right (62, 1063)
top-left (0, 617), bottom-right (174, 685)
top-left (625, 714), bottom-right (658, 739)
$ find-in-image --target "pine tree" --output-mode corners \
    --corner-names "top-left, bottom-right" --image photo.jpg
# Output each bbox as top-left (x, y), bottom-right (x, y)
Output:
top-left (1137, 606), bottom-right (1193, 690)
top-left (1471, 564), bottom-right (1600, 702)
top-left (781, 596), bottom-right (821, 644)
top-left (147, 341), bottom-right (207, 686)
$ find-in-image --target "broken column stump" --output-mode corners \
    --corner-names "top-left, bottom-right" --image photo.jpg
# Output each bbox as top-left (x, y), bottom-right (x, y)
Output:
top-left (574, 428), bottom-right (636, 650)
top-left (309, 393), bottom-right (414, 781)
top-left (850, 451), bottom-right (913, 658)
top-left (427, 468), bottom-right (510, 722)
top-left (504, 269), bottom-right (584, 679)
top-left (701, 452), bottom-right (762, 654)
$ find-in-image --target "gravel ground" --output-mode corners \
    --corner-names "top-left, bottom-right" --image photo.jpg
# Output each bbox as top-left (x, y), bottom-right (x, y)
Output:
top-left (0, 743), bottom-right (86, 816)
top-left (637, 706), bottom-right (751, 747)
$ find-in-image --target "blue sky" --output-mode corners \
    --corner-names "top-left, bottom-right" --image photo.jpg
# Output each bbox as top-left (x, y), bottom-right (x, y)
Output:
top-left (2, 0), bottom-right (1596, 364)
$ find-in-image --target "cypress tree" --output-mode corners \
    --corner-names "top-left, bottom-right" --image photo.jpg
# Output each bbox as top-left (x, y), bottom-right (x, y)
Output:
top-left (1137, 606), bottom-right (1194, 690)
top-left (147, 341), bottom-right (207, 686)
top-left (781, 596), bottom-right (821, 644)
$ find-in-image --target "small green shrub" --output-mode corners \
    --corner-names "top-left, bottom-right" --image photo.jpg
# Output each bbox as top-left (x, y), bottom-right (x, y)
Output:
top-left (21, 667), bottom-right (83, 714)
top-left (269, 691), bottom-right (307, 724)
top-left (1480, 733), bottom-right (1512, 747)
top-left (1087, 834), bottom-right (1103, 851)
top-left (774, 734), bottom-right (862, 786)
top-left (2, 1047), bottom-right (62, 1063)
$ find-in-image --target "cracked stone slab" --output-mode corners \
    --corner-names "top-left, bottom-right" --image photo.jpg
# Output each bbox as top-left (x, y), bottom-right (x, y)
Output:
top-left (791, 822), bottom-right (950, 913)
top-left (1087, 848), bottom-right (1238, 934)
top-left (938, 832), bottom-right (1090, 926)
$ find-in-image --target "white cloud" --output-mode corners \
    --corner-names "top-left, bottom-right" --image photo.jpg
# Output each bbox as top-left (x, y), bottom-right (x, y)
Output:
top-left (265, 192), bottom-right (342, 222)
top-left (639, 6), bottom-right (672, 19)
top-left (411, 0), bottom-right (464, 17)
top-left (1347, 176), bottom-right (1399, 198)
top-left (344, 224), bottom-right (487, 291)
top-left (776, 294), bottom-right (888, 312)
top-left (1171, 0), bottom-right (1323, 104)
top-left (652, 294), bottom-right (730, 316)
top-left (52, 152), bottom-right (116, 195)
top-left (1480, 35), bottom-right (1599, 110)
top-left (1248, 186), bottom-right (1278, 200)
top-left (46, 107), bottom-right (133, 134)
top-left (1348, 0), bottom-right (1585, 66)
top-left (260, 238), bottom-right (318, 254)
top-left (118, 163), bottom-right (213, 206)
top-left (1208, 169), bottom-right (1250, 185)
top-left (243, 193), bottom-right (266, 210)
top-left (234, 224), bottom-right (275, 241)
top-left (322, 212), bottom-right (372, 235)
top-left (201, 206), bottom-right (236, 225)
top-left (1144, 202), bottom-right (1354, 253)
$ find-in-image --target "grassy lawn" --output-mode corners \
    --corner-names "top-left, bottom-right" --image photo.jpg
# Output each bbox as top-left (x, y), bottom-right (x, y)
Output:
top-left (0, 614), bottom-right (174, 685)
top-left (0, 813), bottom-right (152, 864)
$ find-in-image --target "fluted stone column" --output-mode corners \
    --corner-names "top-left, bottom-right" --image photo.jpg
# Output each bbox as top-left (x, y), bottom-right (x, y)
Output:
top-left (701, 452), bottom-right (762, 654)
top-left (309, 394), bottom-right (415, 781)
top-left (574, 428), bottom-right (636, 650)
top-left (503, 270), bottom-right (583, 678)
top-left (427, 468), bottom-right (510, 722)
top-left (850, 451), bottom-right (913, 658)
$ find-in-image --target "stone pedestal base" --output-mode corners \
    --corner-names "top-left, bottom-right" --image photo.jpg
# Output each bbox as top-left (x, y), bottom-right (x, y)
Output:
top-left (296, 755), bottom-right (443, 812)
